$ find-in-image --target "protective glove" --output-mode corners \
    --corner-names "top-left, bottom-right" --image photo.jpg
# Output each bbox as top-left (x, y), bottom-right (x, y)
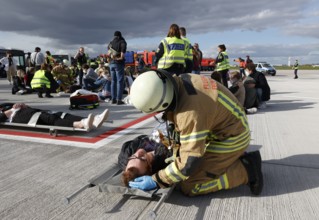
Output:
top-left (129, 175), bottom-right (158, 191)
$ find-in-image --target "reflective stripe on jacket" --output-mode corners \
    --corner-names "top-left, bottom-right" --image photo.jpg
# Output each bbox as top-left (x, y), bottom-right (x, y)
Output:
top-left (182, 37), bottom-right (193, 60)
top-left (216, 51), bottom-right (230, 71)
top-left (158, 37), bottom-right (185, 69)
top-left (31, 70), bottom-right (51, 89)
top-left (153, 74), bottom-right (250, 187)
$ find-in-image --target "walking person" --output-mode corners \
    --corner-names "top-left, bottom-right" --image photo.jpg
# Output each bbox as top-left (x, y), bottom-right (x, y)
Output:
top-left (215, 44), bottom-right (230, 88)
top-left (155, 24), bottom-right (185, 76)
top-left (0, 51), bottom-right (17, 84)
top-left (107, 31), bottom-right (127, 105)
top-left (293, 59), bottom-right (299, 79)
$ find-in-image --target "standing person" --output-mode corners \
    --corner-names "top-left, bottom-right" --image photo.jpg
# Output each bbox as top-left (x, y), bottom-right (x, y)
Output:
top-left (234, 57), bottom-right (246, 78)
top-left (128, 70), bottom-right (263, 197)
top-left (245, 63), bottom-right (270, 109)
top-left (30, 47), bottom-right (45, 71)
top-left (45, 51), bottom-right (55, 68)
top-left (0, 51), bottom-right (17, 84)
top-left (293, 59), bottom-right (299, 79)
top-left (215, 44), bottom-right (230, 88)
top-left (246, 55), bottom-right (253, 65)
top-left (155, 24), bottom-right (185, 76)
top-left (192, 47), bottom-right (201, 74)
top-left (25, 52), bottom-right (32, 72)
top-left (107, 31), bottom-right (127, 105)
top-left (192, 43), bottom-right (202, 74)
top-left (179, 27), bottom-right (193, 73)
top-left (74, 47), bottom-right (88, 87)
top-left (193, 43), bottom-right (202, 67)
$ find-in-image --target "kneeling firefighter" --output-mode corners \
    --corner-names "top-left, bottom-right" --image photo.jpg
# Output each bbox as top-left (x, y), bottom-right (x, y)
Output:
top-left (129, 70), bottom-right (263, 196)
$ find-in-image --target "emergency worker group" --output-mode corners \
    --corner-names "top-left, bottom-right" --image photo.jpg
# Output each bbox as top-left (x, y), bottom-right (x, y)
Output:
top-left (1, 23), bottom-right (270, 198)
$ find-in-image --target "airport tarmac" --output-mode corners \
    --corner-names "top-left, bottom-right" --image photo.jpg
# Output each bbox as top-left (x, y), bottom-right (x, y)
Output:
top-left (0, 70), bottom-right (319, 220)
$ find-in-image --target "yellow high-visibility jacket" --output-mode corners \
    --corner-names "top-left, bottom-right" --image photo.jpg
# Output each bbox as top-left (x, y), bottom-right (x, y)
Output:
top-left (152, 74), bottom-right (250, 187)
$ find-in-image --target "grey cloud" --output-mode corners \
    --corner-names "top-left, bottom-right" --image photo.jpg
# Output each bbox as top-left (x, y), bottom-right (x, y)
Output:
top-left (283, 24), bottom-right (319, 39)
top-left (0, 0), bottom-right (312, 45)
top-left (224, 43), bottom-right (319, 64)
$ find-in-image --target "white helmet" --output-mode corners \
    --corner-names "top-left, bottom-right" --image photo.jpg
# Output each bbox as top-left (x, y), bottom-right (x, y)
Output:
top-left (63, 59), bottom-right (69, 66)
top-left (130, 70), bottom-right (177, 113)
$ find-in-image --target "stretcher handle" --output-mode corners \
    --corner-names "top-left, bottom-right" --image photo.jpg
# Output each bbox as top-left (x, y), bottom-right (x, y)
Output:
top-left (63, 183), bottom-right (94, 205)
top-left (149, 185), bottom-right (175, 219)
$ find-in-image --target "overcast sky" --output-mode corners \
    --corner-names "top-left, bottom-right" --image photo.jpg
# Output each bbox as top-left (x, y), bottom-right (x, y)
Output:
top-left (0, 0), bottom-right (318, 65)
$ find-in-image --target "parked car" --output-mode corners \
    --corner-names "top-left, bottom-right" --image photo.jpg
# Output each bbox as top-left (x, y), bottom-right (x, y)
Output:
top-left (255, 62), bottom-right (276, 76)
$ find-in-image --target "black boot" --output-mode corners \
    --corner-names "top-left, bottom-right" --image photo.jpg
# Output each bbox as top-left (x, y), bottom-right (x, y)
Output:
top-left (240, 151), bottom-right (263, 195)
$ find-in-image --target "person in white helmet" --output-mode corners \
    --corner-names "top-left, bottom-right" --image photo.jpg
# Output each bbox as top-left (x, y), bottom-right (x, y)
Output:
top-left (127, 70), bottom-right (263, 197)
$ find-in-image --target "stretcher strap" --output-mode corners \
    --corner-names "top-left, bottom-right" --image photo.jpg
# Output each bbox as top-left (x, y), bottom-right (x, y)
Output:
top-left (27, 112), bottom-right (42, 127)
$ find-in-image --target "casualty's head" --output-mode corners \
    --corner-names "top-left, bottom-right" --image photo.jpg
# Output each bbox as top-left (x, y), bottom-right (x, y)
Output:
top-left (120, 141), bottom-right (171, 187)
top-left (130, 70), bottom-right (178, 114)
top-left (122, 148), bottom-right (154, 186)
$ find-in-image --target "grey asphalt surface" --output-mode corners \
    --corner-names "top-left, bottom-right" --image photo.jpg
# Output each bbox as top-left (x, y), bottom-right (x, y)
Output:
top-left (0, 70), bottom-right (319, 220)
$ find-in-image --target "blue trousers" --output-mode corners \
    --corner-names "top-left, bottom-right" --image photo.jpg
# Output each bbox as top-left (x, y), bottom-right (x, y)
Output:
top-left (110, 62), bottom-right (125, 101)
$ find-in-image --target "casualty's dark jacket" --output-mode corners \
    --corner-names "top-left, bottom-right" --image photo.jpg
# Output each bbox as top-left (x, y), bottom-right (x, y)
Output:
top-left (249, 70), bottom-right (271, 101)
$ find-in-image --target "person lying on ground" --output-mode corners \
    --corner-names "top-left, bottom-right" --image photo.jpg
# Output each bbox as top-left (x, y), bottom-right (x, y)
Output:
top-left (118, 134), bottom-right (173, 187)
top-left (0, 103), bottom-right (109, 130)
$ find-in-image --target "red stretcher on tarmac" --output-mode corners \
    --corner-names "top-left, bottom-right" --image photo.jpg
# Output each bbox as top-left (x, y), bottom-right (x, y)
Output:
top-left (64, 163), bottom-right (175, 219)
top-left (0, 111), bottom-right (113, 137)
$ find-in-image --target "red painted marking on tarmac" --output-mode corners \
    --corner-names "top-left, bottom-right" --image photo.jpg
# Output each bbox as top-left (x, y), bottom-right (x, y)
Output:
top-left (0, 113), bottom-right (156, 143)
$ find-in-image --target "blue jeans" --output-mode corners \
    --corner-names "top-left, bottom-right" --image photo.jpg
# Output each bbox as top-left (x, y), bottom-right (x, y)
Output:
top-left (83, 77), bottom-right (107, 90)
top-left (256, 88), bottom-right (263, 103)
top-left (110, 62), bottom-right (125, 101)
top-left (192, 70), bottom-right (200, 74)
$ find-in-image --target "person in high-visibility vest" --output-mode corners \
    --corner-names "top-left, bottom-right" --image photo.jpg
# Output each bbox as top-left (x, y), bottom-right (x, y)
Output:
top-left (45, 51), bottom-right (55, 69)
top-left (293, 59), bottom-right (299, 79)
top-left (155, 24), bottom-right (185, 76)
top-left (215, 44), bottom-right (230, 88)
top-left (31, 63), bottom-right (58, 98)
top-left (179, 27), bottom-right (193, 73)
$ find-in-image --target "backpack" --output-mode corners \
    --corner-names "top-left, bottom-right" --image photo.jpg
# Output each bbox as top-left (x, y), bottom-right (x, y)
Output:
top-left (69, 89), bottom-right (99, 110)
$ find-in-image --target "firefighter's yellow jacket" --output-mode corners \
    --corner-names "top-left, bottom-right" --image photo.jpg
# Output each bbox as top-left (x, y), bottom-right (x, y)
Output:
top-left (152, 74), bottom-right (250, 187)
